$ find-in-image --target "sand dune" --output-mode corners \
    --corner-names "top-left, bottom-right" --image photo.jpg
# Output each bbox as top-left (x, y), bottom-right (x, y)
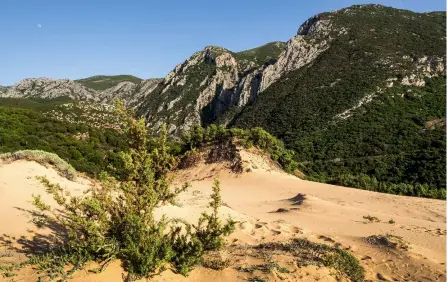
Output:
top-left (0, 159), bottom-right (445, 281)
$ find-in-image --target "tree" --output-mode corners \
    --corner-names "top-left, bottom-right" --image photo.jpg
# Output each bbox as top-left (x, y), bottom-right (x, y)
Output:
top-left (28, 100), bottom-right (234, 281)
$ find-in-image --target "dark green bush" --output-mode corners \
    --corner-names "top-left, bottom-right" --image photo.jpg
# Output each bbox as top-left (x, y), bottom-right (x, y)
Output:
top-left (25, 101), bottom-right (234, 281)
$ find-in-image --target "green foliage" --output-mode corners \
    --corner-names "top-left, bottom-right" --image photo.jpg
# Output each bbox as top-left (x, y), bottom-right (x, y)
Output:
top-left (233, 41), bottom-right (286, 70)
top-left (25, 101), bottom-right (233, 281)
top-left (256, 238), bottom-right (365, 282)
top-left (232, 6), bottom-right (446, 199)
top-left (0, 150), bottom-right (77, 180)
top-left (75, 75), bottom-right (143, 90)
top-left (318, 172), bottom-right (446, 199)
top-left (0, 105), bottom-right (127, 177)
top-left (194, 180), bottom-right (235, 251)
top-left (0, 96), bottom-right (73, 111)
top-left (297, 77), bottom-right (446, 195)
top-left (180, 124), bottom-right (299, 174)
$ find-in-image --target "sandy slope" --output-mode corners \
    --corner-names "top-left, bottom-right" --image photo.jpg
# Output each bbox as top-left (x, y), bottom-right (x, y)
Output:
top-left (0, 159), bottom-right (445, 281)
top-left (0, 161), bottom-right (92, 237)
top-left (184, 168), bottom-right (446, 281)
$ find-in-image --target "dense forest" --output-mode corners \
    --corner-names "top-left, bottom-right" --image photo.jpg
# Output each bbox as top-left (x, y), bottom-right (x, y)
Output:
top-left (0, 101), bottom-right (127, 176)
top-left (293, 77), bottom-right (445, 198)
top-left (234, 75), bottom-right (446, 199)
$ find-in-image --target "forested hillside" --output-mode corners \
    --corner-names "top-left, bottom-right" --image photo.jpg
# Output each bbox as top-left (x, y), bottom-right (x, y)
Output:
top-left (232, 5), bottom-right (446, 198)
top-left (0, 101), bottom-right (127, 176)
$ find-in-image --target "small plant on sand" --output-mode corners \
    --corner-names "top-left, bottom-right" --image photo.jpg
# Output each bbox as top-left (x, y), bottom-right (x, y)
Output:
top-left (201, 251), bottom-right (231, 270)
top-left (26, 100), bottom-right (235, 281)
top-left (255, 238), bottom-right (365, 282)
top-left (363, 215), bottom-right (381, 223)
top-left (273, 208), bottom-right (289, 213)
top-left (366, 234), bottom-right (409, 251)
top-left (0, 264), bottom-right (16, 278)
top-left (388, 219), bottom-right (395, 224)
top-left (235, 262), bottom-right (290, 274)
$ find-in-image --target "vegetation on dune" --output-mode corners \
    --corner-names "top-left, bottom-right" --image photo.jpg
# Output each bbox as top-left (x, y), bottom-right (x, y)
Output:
top-left (0, 150), bottom-right (76, 180)
top-left (18, 101), bottom-right (234, 281)
top-left (366, 234), bottom-right (409, 251)
top-left (75, 75), bottom-right (143, 91)
top-left (254, 238), bottom-right (365, 282)
top-left (178, 124), bottom-right (300, 174)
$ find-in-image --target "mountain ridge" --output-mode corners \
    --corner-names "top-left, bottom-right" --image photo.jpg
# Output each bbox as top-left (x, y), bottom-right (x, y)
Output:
top-left (0, 4), bottom-right (445, 197)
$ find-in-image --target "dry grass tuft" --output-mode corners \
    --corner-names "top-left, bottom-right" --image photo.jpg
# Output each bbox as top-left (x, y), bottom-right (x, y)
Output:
top-left (0, 150), bottom-right (76, 180)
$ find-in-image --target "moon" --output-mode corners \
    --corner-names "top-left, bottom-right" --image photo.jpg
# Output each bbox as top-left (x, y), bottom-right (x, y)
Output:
top-left (37, 24), bottom-right (42, 28)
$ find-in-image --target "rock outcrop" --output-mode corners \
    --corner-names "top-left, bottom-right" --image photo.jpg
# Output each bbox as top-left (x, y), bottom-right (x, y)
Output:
top-left (1, 78), bottom-right (98, 100)
top-left (136, 14), bottom-right (343, 134)
top-left (100, 78), bottom-right (163, 107)
top-left (260, 16), bottom-right (335, 92)
top-left (0, 77), bottom-right (163, 108)
top-left (136, 43), bottom-right (286, 134)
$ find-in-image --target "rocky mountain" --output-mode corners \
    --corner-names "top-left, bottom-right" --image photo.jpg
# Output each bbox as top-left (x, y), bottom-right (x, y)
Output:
top-left (136, 42), bottom-right (286, 134)
top-left (133, 5), bottom-right (444, 137)
top-left (132, 4), bottom-right (445, 194)
top-left (1, 4), bottom-right (445, 195)
top-left (0, 78), bottom-right (98, 100)
top-left (2, 5), bottom-right (444, 134)
top-left (75, 75), bottom-right (142, 91)
top-left (0, 76), bottom-right (162, 108)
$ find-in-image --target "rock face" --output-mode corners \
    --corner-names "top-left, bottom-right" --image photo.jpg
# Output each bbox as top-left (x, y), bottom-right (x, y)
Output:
top-left (100, 78), bottom-right (163, 107)
top-left (0, 77), bottom-right (163, 108)
top-left (260, 16), bottom-right (334, 92)
top-left (1, 78), bottom-right (98, 100)
top-left (136, 42), bottom-right (286, 134)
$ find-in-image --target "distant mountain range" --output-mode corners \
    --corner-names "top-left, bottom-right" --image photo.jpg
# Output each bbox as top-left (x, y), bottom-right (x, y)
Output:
top-left (1, 4), bottom-right (445, 196)
top-left (1, 5), bottom-right (444, 134)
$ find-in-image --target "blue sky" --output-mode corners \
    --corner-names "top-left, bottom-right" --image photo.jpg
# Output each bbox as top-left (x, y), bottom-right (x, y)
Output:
top-left (1, 0), bottom-right (445, 85)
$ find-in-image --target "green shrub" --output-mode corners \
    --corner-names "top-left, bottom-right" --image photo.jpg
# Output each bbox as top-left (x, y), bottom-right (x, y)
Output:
top-left (25, 100), bottom-right (234, 281)
top-left (180, 125), bottom-right (299, 174)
